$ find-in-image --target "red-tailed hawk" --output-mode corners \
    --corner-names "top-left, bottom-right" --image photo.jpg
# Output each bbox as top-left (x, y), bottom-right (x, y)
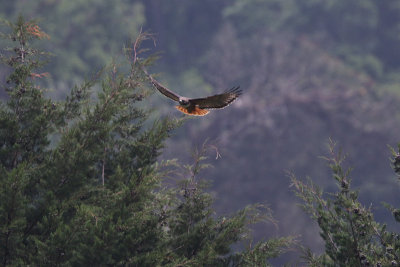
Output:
top-left (143, 69), bottom-right (242, 116)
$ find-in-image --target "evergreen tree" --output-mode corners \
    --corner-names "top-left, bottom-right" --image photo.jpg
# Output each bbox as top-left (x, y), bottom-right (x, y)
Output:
top-left (0, 15), bottom-right (177, 266)
top-left (291, 140), bottom-right (400, 266)
top-left (161, 142), bottom-right (295, 266)
top-left (0, 16), bottom-right (294, 266)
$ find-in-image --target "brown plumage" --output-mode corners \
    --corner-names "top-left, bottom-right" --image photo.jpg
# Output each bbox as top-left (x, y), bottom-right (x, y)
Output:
top-left (142, 68), bottom-right (242, 116)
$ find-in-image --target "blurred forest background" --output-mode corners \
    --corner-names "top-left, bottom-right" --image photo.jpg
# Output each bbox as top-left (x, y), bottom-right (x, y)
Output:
top-left (2, 0), bottom-right (400, 259)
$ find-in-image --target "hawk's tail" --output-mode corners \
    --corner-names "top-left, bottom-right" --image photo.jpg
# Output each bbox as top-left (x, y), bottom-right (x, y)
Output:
top-left (175, 106), bottom-right (209, 116)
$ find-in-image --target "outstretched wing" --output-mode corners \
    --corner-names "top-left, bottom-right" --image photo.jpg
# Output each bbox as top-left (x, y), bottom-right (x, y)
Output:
top-left (141, 66), bottom-right (180, 102)
top-left (189, 86), bottom-right (242, 109)
top-left (149, 76), bottom-right (180, 102)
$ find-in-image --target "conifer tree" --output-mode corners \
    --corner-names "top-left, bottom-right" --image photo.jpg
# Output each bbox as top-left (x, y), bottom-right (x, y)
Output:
top-left (161, 142), bottom-right (295, 266)
top-left (291, 140), bottom-right (400, 266)
top-left (0, 16), bottom-right (177, 266)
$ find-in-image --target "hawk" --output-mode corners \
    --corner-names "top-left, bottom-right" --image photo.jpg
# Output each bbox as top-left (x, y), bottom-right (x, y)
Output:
top-left (143, 68), bottom-right (242, 116)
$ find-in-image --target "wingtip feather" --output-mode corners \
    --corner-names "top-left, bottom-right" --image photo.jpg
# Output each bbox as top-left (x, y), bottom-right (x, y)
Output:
top-left (227, 86), bottom-right (242, 96)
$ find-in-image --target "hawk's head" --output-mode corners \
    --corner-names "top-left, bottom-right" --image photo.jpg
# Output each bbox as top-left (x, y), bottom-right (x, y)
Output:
top-left (178, 97), bottom-right (190, 107)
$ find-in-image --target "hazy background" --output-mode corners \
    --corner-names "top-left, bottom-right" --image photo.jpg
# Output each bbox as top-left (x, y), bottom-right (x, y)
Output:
top-left (2, 0), bottom-right (400, 261)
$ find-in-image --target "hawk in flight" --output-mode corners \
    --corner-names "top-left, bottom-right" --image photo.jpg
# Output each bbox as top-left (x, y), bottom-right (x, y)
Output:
top-left (143, 68), bottom-right (242, 116)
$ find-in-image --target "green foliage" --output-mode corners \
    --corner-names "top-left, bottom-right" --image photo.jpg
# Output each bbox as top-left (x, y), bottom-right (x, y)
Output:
top-left (0, 16), bottom-right (174, 266)
top-left (390, 144), bottom-right (400, 177)
top-left (1, 0), bottom-right (145, 89)
top-left (2, 3), bottom-right (400, 265)
top-left (162, 142), bottom-right (296, 266)
top-left (291, 140), bottom-right (400, 266)
top-left (223, 0), bottom-right (400, 79)
top-left (0, 17), bottom-right (295, 266)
